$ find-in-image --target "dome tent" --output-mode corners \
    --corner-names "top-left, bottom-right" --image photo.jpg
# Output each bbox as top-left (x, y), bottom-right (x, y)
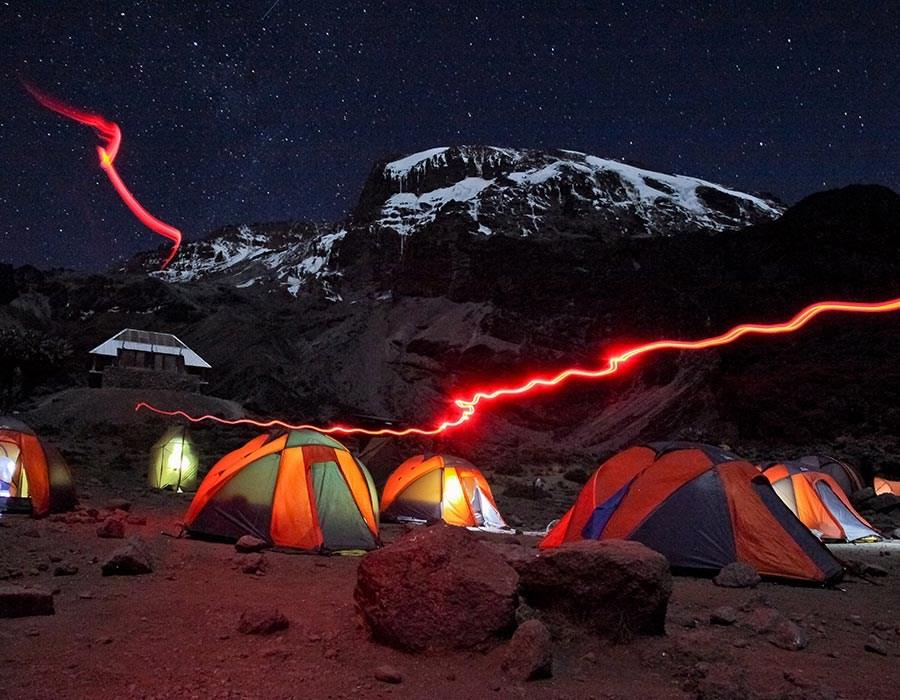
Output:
top-left (148, 425), bottom-right (199, 492)
top-left (541, 443), bottom-right (842, 584)
top-left (185, 429), bottom-right (379, 552)
top-left (874, 476), bottom-right (900, 496)
top-left (795, 454), bottom-right (864, 497)
top-left (381, 454), bottom-right (507, 529)
top-left (0, 416), bottom-right (76, 517)
top-left (762, 462), bottom-right (880, 542)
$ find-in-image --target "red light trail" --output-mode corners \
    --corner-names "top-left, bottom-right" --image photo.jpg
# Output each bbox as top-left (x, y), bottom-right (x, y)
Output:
top-left (136, 295), bottom-right (900, 436)
top-left (23, 81), bottom-right (182, 268)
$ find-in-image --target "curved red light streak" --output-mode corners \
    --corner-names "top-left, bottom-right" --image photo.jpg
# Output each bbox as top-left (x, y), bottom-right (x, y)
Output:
top-left (23, 81), bottom-right (181, 268)
top-left (136, 295), bottom-right (900, 436)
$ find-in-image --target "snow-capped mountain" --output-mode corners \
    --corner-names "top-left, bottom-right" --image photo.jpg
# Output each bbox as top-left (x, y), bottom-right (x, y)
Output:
top-left (355, 146), bottom-right (783, 239)
top-left (151, 222), bottom-right (346, 299)
top-left (143, 145), bottom-right (784, 297)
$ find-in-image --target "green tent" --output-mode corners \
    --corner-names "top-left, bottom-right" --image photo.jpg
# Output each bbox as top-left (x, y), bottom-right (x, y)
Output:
top-left (149, 426), bottom-right (199, 492)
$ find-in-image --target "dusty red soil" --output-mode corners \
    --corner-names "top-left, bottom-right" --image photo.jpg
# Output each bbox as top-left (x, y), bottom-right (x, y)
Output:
top-left (2, 479), bottom-right (899, 700)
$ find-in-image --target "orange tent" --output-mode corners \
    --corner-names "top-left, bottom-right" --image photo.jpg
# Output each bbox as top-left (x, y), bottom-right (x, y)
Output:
top-left (874, 476), bottom-right (900, 497)
top-left (185, 429), bottom-right (379, 552)
top-left (763, 463), bottom-right (880, 542)
top-left (541, 443), bottom-right (843, 584)
top-left (381, 454), bottom-right (507, 528)
top-left (0, 416), bottom-right (76, 517)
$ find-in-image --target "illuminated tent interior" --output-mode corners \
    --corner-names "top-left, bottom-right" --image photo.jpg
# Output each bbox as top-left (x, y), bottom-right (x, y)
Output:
top-left (380, 454), bottom-right (508, 529)
top-left (185, 429), bottom-right (379, 552)
top-left (762, 463), bottom-right (881, 542)
top-left (148, 425), bottom-right (199, 492)
top-left (0, 416), bottom-right (76, 517)
top-left (541, 443), bottom-right (843, 584)
top-left (794, 454), bottom-right (865, 497)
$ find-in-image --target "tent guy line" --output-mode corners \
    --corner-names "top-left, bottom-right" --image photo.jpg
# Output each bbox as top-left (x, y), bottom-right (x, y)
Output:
top-left (22, 81), bottom-right (182, 269)
top-left (136, 294), bottom-right (900, 437)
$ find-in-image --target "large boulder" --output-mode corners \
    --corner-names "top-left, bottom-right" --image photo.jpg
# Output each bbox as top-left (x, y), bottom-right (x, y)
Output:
top-left (517, 539), bottom-right (671, 639)
top-left (354, 524), bottom-right (519, 651)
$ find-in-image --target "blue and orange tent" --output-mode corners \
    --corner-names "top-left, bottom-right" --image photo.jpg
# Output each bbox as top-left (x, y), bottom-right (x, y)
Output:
top-left (541, 443), bottom-right (843, 584)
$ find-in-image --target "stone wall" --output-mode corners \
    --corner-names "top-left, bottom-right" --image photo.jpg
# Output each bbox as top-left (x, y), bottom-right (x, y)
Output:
top-left (101, 367), bottom-right (206, 392)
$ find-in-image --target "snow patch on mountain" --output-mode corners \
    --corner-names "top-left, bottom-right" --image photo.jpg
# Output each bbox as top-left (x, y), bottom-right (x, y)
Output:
top-left (153, 224), bottom-right (345, 299)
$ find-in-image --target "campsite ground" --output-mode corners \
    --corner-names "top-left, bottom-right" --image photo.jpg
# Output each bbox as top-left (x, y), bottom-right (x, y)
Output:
top-left (2, 479), bottom-right (899, 700)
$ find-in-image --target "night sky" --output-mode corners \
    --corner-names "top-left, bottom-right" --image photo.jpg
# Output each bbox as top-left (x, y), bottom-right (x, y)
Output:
top-left (2, 2), bottom-right (897, 270)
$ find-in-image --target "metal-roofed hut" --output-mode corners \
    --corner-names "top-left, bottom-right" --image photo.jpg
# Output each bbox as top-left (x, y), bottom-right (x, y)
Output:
top-left (89, 328), bottom-right (211, 389)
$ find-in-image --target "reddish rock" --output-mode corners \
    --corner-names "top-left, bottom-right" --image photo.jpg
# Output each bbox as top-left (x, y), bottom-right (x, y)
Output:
top-left (769, 619), bottom-right (809, 650)
top-left (517, 539), bottom-right (671, 639)
top-left (355, 524), bottom-right (518, 651)
top-left (502, 619), bottom-right (553, 680)
top-left (238, 608), bottom-right (289, 635)
top-left (713, 562), bottom-right (761, 588)
top-left (96, 517), bottom-right (125, 539)
top-left (373, 665), bottom-right (403, 684)
top-left (0, 586), bottom-right (55, 617)
top-left (101, 539), bottom-right (153, 576)
top-left (235, 535), bottom-right (268, 553)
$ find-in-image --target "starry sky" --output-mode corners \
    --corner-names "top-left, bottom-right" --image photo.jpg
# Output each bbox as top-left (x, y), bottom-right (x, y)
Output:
top-left (1, 1), bottom-right (897, 270)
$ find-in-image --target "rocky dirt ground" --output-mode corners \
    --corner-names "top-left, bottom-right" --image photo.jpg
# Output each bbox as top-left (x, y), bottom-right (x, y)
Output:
top-left (1, 457), bottom-right (899, 700)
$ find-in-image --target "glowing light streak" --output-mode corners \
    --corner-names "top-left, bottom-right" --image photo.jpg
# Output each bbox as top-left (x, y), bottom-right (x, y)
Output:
top-left (136, 295), bottom-right (900, 436)
top-left (23, 81), bottom-right (182, 268)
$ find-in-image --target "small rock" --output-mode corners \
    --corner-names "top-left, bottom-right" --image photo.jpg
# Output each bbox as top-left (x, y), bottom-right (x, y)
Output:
top-left (101, 538), bottom-right (153, 576)
top-left (864, 635), bottom-right (888, 656)
top-left (769, 620), bottom-right (809, 651)
top-left (0, 586), bottom-right (55, 617)
top-left (235, 535), bottom-right (268, 553)
top-left (237, 608), bottom-right (289, 635)
top-left (96, 518), bottom-right (125, 539)
top-left (125, 515), bottom-right (147, 526)
top-left (48, 554), bottom-right (63, 563)
top-left (874, 621), bottom-right (893, 632)
top-left (106, 498), bottom-right (132, 512)
top-left (746, 606), bottom-right (784, 633)
top-left (78, 591), bottom-right (94, 600)
top-left (373, 665), bottom-right (403, 684)
top-left (502, 619), bottom-right (553, 681)
top-left (515, 601), bottom-right (537, 626)
top-left (710, 606), bottom-right (738, 626)
top-left (240, 553), bottom-right (267, 575)
top-left (22, 528), bottom-right (41, 538)
top-left (323, 647), bottom-right (337, 659)
top-left (864, 563), bottom-right (889, 577)
top-left (53, 564), bottom-right (79, 576)
top-left (713, 562), bottom-right (761, 588)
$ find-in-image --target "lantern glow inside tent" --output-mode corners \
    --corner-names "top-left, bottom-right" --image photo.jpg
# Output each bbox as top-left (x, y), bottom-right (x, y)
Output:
top-left (149, 426), bottom-right (199, 492)
top-left (381, 454), bottom-right (508, 529)
top-left (0, 416), bottom-right (76, 517)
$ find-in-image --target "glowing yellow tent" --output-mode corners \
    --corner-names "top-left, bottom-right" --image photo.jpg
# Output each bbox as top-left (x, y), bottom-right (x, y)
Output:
top-left (381, 454), bottom-right (507, 529)
top-left (148, 426), bottom-right (199, 491)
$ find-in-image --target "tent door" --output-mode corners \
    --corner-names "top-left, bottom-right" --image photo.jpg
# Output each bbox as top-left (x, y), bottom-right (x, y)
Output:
top-left (311, 462), bottom-right (376, 551)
